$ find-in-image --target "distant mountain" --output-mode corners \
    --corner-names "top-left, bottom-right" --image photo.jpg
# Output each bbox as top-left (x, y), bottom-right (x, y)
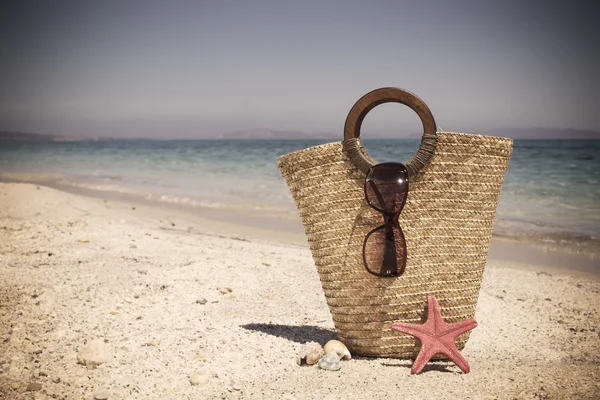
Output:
top-left (219, 129), bottom-right (338, 140)
top-left (485, 128), bottom-right (600, 140)
top-left (0, 131), bottom-right (71, 142)
top-left (218, 128), bottom-right (426, 140)
top-left (362, 131), bottom-right (423, 139)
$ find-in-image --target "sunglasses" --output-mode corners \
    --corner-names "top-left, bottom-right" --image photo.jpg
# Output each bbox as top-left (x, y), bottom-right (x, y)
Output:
top-left (363, 162), bottom-right (409, 277)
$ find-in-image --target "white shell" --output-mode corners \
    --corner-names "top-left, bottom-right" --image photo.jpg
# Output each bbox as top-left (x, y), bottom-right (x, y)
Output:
top-left (296, 342), bottom-right (324, 366)
top-left (324, 340), bottom-right (351, 360)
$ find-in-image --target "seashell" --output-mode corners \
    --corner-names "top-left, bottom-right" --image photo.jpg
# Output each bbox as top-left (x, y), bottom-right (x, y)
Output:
top-left (324, 340), bottom-right (351, 360)
top-left (296, 342), bottom-right (324, 366)
top-left (318, 352), bottom-right (341, 371)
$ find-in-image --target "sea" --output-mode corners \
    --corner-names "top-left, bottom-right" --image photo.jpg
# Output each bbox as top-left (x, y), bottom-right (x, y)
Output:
top-left (1, 138), bottom-right (599, 254)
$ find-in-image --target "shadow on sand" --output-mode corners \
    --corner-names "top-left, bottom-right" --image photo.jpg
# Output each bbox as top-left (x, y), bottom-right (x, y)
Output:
top-left (241, 323), bottom-right (338, 344)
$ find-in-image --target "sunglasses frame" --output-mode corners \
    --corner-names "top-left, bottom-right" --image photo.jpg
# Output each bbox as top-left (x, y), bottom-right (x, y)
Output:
top-left (362, 162), bottom-right (409, 278)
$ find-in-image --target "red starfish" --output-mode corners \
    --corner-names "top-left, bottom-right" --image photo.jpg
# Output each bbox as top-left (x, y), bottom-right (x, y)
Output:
top-left (391, 295), bottom-right (478, 374)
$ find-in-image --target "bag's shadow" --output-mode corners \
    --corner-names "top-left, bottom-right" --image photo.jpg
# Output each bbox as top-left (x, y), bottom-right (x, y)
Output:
top-left (241, 323), bottom-right (338, 344)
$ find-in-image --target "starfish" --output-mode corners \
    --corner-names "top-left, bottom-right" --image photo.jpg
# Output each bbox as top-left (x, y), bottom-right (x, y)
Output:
top-left (391, 295), bottom-right (478, 374)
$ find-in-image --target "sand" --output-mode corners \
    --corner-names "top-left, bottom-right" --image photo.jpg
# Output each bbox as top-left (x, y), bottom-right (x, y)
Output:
top-left (0, 182), bottom-right (598, 400)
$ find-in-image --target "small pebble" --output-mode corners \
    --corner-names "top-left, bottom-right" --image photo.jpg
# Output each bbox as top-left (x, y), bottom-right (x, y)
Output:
top-left (52, 377), bottom-right (61, 383)
top-left (77, 339), bottom-right (110, 368)
top-left (218, 287), bottom-right (232, 294)
top-left (39, 371), bottom-right (48, 377)
top-left (94, 390), bottom-right (110, 399)
top-left (195, 298), bottom-right (207, 305)
top-left (11, 382), bottom-right (20, 390)
top-left (189, 372), bottom-right (209, 385)
top-left (26, 382), bottom-right (43, 391)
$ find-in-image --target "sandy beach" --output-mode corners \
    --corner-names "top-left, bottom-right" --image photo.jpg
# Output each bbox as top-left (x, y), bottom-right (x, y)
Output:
top-left (0, 182), bottom-right (599, 400)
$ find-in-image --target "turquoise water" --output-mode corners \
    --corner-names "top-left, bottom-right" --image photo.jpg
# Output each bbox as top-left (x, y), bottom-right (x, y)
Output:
top-left (1, 139), bottom-right (599, 246)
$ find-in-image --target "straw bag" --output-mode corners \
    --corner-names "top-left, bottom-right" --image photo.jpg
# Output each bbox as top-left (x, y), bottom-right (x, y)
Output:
top-left (277, 87), bottom-right (513, 358)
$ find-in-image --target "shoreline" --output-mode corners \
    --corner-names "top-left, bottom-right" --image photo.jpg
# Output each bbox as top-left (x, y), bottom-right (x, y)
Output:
top-left (3, 171), bottom-right (599, 254)
top-left (3, 177), bottom-right (598, 278)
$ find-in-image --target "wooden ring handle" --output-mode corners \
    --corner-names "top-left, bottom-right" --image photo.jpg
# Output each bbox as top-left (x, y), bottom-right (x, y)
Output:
top-left (344, 87), bottom-right (436, 141)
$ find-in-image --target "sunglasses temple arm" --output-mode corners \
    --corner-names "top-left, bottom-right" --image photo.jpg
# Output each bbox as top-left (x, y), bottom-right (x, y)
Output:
top-left (383, 223), bottom-right (398, 275)
top-left (368, 180), bottom-right (388, 210)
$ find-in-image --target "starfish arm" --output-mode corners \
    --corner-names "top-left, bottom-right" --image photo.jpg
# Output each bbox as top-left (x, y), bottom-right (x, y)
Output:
top-left (441, 346), bottom-right (471, 373)
top-left (440, 320), bottom-right (478, 342)
top-left (429, 296), bottom-right (465, 338)
top-left (391, 322), bottom-right (432, 342)
top-left (427, 296), bottom-right (441, 328)
top-left (410, 342), bottom-right (440, 374)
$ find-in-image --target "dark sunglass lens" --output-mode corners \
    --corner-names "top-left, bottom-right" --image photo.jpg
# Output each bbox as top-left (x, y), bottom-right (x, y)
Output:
top-left (364, 163), bottom-right (408, 214)
top-left (363, 224), bottom-right (407, 277)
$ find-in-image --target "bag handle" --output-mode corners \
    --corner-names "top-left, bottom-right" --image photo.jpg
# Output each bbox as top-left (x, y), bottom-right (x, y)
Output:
top-left (342, 87), bottom-right (437, 178)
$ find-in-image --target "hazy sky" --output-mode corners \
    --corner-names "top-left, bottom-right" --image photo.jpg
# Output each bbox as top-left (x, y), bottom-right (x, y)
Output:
top-left (0, 0), bottom-right (598, 138)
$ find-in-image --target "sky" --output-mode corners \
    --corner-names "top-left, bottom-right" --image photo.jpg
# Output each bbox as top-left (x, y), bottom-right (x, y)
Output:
top-left (0, 0), bottom-right (598, 139)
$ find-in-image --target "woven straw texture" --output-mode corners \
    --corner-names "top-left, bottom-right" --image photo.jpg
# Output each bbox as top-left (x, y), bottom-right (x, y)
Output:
top-left (277, 132), bottom-right (513, 358)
